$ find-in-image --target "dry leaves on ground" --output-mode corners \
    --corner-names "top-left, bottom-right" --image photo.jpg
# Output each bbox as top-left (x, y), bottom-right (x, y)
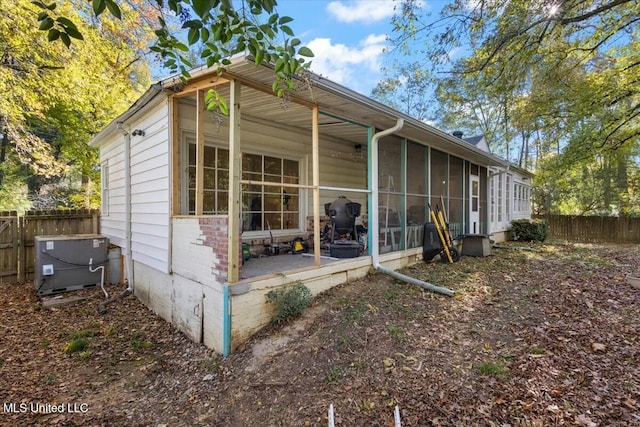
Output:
top-left (0, 242), bottom-right (639, 426)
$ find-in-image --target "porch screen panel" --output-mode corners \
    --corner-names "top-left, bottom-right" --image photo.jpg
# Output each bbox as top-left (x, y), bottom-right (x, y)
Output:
top-left (241, 153), bottom-right (299, 232)
top-left (406, 142), bottom-right (428, 248)
top-left (430, 149), bottom-right (448, 213)
top-left (448, 156), bottom-right (464, 238)
top-left (378, 136), bottom-right (403, 253)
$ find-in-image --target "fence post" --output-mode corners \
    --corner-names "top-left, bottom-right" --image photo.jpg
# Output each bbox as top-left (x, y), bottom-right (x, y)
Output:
top-left (93, 210), bottom-right (100, 234)
top-left (17, 215), bottom-right (24, 283)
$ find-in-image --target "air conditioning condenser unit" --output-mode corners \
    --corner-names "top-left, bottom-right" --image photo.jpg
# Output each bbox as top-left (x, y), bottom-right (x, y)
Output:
top-left (34, 234), bottom-right (108, 296)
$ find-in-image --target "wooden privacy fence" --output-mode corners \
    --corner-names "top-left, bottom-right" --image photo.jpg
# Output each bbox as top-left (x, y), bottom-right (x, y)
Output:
top-left (0, 210), bottom-right (100, 284)
top-left (535, 215), bottom-right (640, 243)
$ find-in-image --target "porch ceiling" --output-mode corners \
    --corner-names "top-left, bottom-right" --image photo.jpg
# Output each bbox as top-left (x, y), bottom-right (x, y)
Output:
top-left (181, 58), bottom-right (508, 167)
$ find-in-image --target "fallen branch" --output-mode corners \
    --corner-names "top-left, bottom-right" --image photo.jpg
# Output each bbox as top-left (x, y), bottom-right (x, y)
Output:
top-left (492, 244), bottom-right (537, 252)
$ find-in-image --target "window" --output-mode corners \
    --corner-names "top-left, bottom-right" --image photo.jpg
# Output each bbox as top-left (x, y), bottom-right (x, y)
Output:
top-left (242, 153), bottom-right (299, 232)
top-left (497, 173), bottom-right (503, 222)
top-left (101, 161), bottom-right (109, 215)
top-left (506, 174), bottom-right (512, 222)
top-left (513, 182), bottom-right (531, 215)
top-left (182, 136), bottom-right (301, 231)
top-left (489, 171), bottom-right (495, 223)
top-left (186, 142), bottom-right (229, 214)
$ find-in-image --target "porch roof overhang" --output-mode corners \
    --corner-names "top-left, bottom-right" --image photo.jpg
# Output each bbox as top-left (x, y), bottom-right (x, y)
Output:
top-left (91, 55), bottom-right (512, 170)
top-left (218, 57), bottom-right (508, 168)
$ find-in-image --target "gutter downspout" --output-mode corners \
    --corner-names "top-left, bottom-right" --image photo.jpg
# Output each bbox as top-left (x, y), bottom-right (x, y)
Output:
top-left (116, 123), bottom-right (134, 292)
top-left (371, 119), bottom-right (455, 297)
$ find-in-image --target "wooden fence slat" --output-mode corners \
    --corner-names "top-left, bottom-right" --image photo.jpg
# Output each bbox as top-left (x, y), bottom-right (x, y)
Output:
top-left (534, 215), bottom-right (640, 243)
top-left (0, 213), bottom-right (19, 284)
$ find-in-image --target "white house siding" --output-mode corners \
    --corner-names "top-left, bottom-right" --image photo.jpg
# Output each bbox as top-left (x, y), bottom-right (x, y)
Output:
top-left (128, 100), bottom-right (171, 273)
top-left (99, 133), bottom-right (127, 248)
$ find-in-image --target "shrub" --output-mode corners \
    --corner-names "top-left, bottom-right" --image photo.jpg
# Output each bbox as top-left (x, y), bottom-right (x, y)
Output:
top-left (510, 219), bottom-right (548, 242)
top-left (266, 282), bottom-right (312, 325)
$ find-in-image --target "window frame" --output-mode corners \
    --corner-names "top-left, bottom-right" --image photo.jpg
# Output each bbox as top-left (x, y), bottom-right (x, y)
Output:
top-left (101, 160), bottom-right (109, 216)
top-left (179, 132), bottom-right (304, 235)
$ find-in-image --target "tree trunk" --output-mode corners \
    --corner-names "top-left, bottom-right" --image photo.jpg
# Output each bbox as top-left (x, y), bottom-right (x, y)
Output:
top-left (0, 118), bottom-right (9, 188)
top-left (602, 156), bottom-right (612, 210)
top-left (616, 153), bottom-right (629, 217)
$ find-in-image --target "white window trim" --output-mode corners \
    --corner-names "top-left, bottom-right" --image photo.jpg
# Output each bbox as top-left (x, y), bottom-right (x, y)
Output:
top-left (101, 160), bottom-right (109, 216)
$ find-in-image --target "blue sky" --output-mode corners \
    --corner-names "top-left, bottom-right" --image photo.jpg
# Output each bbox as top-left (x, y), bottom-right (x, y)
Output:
top-left (273, 0), bottom-right (433, 95)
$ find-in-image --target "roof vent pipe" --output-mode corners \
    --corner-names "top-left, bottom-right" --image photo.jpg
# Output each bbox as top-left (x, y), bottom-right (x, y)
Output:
top-left (452, 130), bottom-right (464, 139)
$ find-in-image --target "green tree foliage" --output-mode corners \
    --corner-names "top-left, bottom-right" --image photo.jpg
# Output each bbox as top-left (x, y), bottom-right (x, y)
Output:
top-left (386, 0), bottom-right (639, 216)
top-left (32, 0), bottom-right (314, 103)
top-left (4, 0), bottom-right (311, 212)
top-left (0, 0), bottom-right (151, 211)
top-left (371, 62), bottom-right (434, 122)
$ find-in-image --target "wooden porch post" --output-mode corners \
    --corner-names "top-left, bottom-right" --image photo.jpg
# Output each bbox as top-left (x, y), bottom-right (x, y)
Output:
top-left (228, 81), bottom-right (242, 282)
top-left (312, 107), bottom-right (320, 266)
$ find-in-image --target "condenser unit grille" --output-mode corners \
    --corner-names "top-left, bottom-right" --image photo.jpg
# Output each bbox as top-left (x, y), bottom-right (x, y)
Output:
top-left (34, 234), bottom-right (108, 296)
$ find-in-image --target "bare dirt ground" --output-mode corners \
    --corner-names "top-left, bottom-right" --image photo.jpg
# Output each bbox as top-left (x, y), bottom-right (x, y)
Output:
top-left (1, 242), bottom-right (639, 426)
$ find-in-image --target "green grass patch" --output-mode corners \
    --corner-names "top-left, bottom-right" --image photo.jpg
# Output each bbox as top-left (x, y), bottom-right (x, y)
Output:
top-left (340, 300), bottom-right (366, 324)
top-left (65, 338), bottom-right (88, 354)
top-left (387, 324), bottom-right (405, 342)
top-left (131, 331), bottom-right (153, 350)
top-left (71, 328), bottom-right (98, 339)
top-left (478, 360), bottom-right (508, 377)
top-left (199, 356), bottom-right (224, 374)
top-left (324, 366), bottom-right (344, 384)
top-left (529, 346), bottom-right (545, 355)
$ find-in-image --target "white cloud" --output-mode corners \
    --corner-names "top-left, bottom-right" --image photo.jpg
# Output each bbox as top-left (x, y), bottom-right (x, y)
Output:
top-left (307, 34), bottom-right (389, 93)
top-left (327, 0), bottom-right (397, 24)
top-left (447, 46), bottom-right (463, 60)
